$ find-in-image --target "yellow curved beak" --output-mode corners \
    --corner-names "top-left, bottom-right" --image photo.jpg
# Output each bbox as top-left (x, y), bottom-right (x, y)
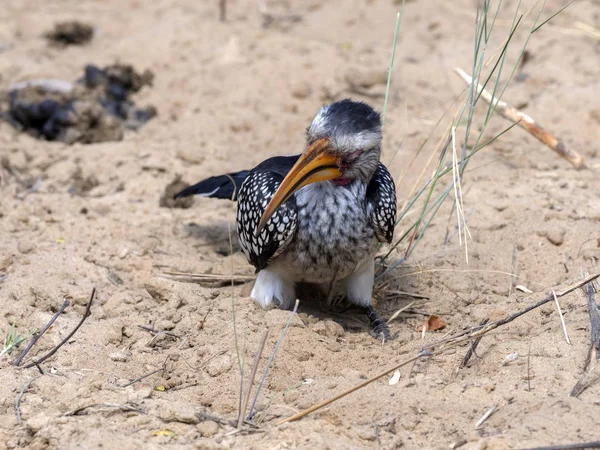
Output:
top-left (257, 138), bottom-right (341, 234)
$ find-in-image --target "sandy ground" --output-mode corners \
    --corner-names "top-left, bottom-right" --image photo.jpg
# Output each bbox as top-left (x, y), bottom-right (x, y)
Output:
top-left (1, 0), bottom-right (600, 449)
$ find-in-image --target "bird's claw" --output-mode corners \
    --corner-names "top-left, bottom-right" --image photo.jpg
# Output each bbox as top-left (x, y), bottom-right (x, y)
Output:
top-left (365, 305), bottom-right (396, 342)
top-left (369, 322), bottom-right (396, 342)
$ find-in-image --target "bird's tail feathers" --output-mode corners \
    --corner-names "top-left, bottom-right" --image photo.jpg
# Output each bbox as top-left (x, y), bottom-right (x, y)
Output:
top-left (174, 171), bottom-right (249, 201)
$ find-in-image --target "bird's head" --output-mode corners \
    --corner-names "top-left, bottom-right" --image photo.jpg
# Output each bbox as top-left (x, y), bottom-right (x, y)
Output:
top-left (258, 99), bottom-right (382, 232)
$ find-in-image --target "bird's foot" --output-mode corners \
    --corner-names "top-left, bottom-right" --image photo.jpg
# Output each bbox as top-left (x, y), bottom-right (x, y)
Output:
top-left (365, 306), bottom-right (396, 342)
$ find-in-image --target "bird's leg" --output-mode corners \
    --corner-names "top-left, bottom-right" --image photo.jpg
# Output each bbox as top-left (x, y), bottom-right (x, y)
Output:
top-left (365, 305), bottom-right (394, 342)
top-left (251, 269), bottom-right (296, 310)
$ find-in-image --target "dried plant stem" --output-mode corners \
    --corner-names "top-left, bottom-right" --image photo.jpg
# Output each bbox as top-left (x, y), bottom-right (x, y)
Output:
top-left (248, 300), bottom-right (299, 420)
top-left (523, 442), bottom-right (600, 450)
top-left (454, 67), bottom-right (588, 169)
top-left (552, 291), bottom-right (571, 345)
top-left (237, 329), bottom-right (268, 428)
top-left (23, 288), bottom-right (95, 369)
top-left (585, 281), bottom-right (600, 358)
top-left (15, 376), bottom-right (41, 425)
top-left (13, 297), bottom-right (70, 366)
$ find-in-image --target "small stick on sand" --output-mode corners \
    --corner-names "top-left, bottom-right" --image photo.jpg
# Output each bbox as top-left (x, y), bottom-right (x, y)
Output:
top-left (23, 288), bottom-right (95, 369)
top-left (120, 355), bottom-right (172, 388)
top-left (475, 405), bottom-right (497, 429)
top-left (13, 296), bottom-right (71, 366)
top-left (15, 376), bottom-right (42, 425)
top-left (460, 318), bottom-right (489, 369)
top-left (237, 329), bottom-right (268, 428)
top-left (569, 281), bottom-right (600, 397)
top-left (454, 67), bottom-right (588, 170)
top-left (508, 244), bottom-right (518, 296)
top-left (64, 403), bottom-right (145, 416)
top-left (552, 291), bottom-right (571, 345)
top-left (585, 281), bottom-right (600, 359)
top-left (523, 441), bottom-right (600, 450)
top-left (248, 300), bottom-right (299, 421)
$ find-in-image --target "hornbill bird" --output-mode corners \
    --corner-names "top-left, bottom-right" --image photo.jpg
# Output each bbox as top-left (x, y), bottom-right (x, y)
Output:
top-left (176, 99), bottom-right (397, 340)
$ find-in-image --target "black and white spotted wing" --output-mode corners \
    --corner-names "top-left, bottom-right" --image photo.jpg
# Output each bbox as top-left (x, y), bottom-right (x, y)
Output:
top-left (236, 156), bottom-right (300, 271)
top-left (366, 163), bottom-right (397, 244)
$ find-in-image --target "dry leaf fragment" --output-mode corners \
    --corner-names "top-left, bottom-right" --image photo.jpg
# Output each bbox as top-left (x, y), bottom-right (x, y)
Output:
top-left (416, 315), bottom-right (447, 332)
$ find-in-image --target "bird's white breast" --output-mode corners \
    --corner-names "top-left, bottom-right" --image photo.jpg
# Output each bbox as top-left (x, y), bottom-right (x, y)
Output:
top-left (271, 180), bottom-right (377, 284)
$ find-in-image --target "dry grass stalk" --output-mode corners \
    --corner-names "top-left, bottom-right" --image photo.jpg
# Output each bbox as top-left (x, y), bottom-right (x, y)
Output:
top-left (23, 288), bottom-right (95, 369)
top-left (552, 291), bottom-right (571, 345)
top-left (570, 281), bottom-right (600, 397)
top-left (238, 329), bottom-right (268, 428)
top-left (13, 296), bottom-right (70, 366)
top-left (454, 67), bottom-right (588, 169)
top-left (159, 271), bottom-right (254, 285)
top-left (277, 273), bottom-right (599, 424)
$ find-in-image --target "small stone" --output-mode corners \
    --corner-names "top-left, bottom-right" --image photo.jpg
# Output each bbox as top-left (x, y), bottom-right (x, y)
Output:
top-left (206, 354), bottom-right (232, 377)
top-left (290, 81), bottom-right (312, 99)
top-left (109, 350), bottom-right (130, 362)
top-left (159, 403), bottom-right (200, 424)
top-left (546, 225), bottom-right (566, 246)
top-left (197, 420), bottom-right (219, 437)
top-left (344, 68), bottom-right (387, 88)
top-left (145, 277), bottom-right (176, 303)
top-left (312, 320), bottom-right (345, 338)
top-left (17, 240), bottom-right (34, 254)
top-left (177, 148), bottom-right (205, 165)
top-left (26, 413), bottom-right (49, 432)
top-left (128, 383), bottom-right (153, 402)
top-left (357, 425), bottom-right (377, 441)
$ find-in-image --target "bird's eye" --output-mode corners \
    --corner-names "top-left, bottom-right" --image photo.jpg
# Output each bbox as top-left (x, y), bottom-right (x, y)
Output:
top-left (347, 149), bottom-right (364, 161)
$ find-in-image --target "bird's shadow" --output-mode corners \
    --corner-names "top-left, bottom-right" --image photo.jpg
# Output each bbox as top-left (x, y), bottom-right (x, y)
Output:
top-left (182, 220), bottom-right (241, 256)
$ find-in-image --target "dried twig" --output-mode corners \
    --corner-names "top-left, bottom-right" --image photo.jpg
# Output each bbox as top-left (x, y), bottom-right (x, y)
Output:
top-left (64, 403), bottom-right (145, 416)
top-left (552, 291), bottom-right (571, 344)
top-left (460, 318), bottom-right (489, 368)
top-left (508, 244), bottom-right (518, 296)
top-left (137, 325), bottom-right (180, 338)
top-left (454, 67), bottom-right (588, 169)
top-left (15, 376), bottom-right (42, 425)
top-left (570, 281), bottom-right (600, 397)
top-left (23, 289), bottom-right (95, 369)
top-left (585, 281), bottom-right (600, 358)
top-left (159, 271), bottom-right (253, 286)
top-left (238, 329), bottom-right (268, 428)
top-left (120, 354), bottom-right (172, 388)
top-left (521, 442), bottom-right (600, 450)
top-left (248, 300), bottom-right (299, 421)
top-left (119, 367), bottom-right (164, 388)
top-left (475, 405), bottom-right (497, 428)
top-left (13, 297), bottom-right (71, 366)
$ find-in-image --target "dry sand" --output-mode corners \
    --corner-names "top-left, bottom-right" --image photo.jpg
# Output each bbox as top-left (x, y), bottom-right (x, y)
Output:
top-left (1, 0), bottom-right (599, 449)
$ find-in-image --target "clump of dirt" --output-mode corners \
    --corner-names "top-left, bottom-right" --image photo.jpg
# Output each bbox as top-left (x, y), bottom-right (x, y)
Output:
top-left (160, 175), bottom-right (194, 209)
top-left (4, 64), bottom-right (156, 144)
top-left (44, 21), bottom-right (94, 46)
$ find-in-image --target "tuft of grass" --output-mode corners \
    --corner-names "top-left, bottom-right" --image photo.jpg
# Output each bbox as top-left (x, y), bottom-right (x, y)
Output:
top-left (377, 0), bottom-right (571, 279)
top-left (1, 318), bottom-right (35, 357)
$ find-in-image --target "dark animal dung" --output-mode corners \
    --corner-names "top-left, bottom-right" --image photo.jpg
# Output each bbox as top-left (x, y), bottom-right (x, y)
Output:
top-left (44, 21), bottom-right (94, 46)
top-left (160, 176), bottom-right (194, 209)
top-left (4, 64), bottom-right (157, 144)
